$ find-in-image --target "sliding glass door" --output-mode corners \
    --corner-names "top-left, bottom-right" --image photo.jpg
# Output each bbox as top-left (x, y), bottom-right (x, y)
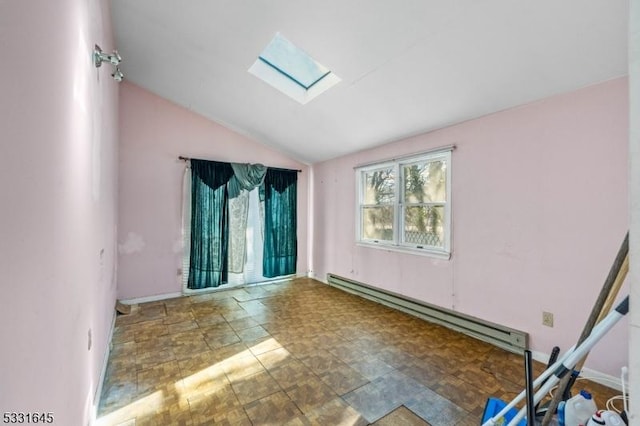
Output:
top-left (182, 160), bottom-right (297, 292)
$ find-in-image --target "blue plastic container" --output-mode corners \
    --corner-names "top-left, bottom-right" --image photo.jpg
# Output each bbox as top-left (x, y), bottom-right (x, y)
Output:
top-left (481, 397), bottom-right (528, 426)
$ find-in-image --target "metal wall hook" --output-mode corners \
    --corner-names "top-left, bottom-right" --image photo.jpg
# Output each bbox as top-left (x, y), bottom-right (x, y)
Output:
top-left (94, 44), bottom-right (124, 82)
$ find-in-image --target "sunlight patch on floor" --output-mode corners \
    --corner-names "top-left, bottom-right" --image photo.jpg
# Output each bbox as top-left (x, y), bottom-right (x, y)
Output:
top-left (337, 410), bottom-right (367, 425)
top-left (97, 338), bottom-right (292, 424)
top-left (96, 390), bottom-right (164, 425)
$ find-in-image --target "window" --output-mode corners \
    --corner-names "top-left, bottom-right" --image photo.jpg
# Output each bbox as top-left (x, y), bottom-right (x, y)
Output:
top-left (258, 33), bottom-right (331, 90)
top-left (248, 33), bottom-right (341, 104)
top-left (356, 149), bottom-right (452, 257)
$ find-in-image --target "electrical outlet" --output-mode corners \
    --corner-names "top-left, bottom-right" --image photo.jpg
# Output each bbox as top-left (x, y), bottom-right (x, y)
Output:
top-left (542, 311), bottom-right (554, 327)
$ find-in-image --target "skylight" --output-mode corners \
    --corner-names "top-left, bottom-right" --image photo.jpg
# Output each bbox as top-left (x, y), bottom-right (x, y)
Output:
top-left (249, 33), bottom-right (340, 104)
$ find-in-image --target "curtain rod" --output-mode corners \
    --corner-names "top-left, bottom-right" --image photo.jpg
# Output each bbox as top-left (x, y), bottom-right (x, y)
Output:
top-left (178, 156), bottom-right (302, 173)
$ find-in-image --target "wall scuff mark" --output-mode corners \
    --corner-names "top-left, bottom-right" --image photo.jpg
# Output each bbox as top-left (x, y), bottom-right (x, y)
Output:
top-left (119, 232), bottom-right (145, 254)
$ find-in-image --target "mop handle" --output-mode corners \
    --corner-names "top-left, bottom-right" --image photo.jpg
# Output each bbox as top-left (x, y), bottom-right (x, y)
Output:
top-left (481, 346), bottom-right (576, 426)
top-left (507, 296), bottom-right (629, 426)
top-left (508, 369), bottom-right (567, 426)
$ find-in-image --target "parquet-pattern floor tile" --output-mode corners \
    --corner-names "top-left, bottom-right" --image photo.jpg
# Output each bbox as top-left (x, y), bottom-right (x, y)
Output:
top-left (231, 370), bottom-right (281, 405)
top-left (318, 363), bottom-right (370, 396)
top-left (303, 397), bottom-right (368, 426)
top-left (372, 406), bottom-right (430, 425)
top-left (244, 391), bottom-right (303, 425)
top-left (284, 376), bottom-right (337, 413)
top-left (97, 277), bottom-right (620, 425)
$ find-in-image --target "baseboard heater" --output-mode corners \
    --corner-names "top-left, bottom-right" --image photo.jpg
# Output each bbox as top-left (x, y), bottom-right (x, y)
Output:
top-left (326, 273), bottom-right (528, 353)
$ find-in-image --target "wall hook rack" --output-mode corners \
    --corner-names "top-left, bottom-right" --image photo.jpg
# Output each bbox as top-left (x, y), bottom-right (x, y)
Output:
top-left (93, 44), bottom-right (124, 82)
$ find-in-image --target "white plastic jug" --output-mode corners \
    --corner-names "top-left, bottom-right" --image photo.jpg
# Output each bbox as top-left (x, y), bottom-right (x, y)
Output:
top-left (586, 410), bottom-right (625, 426)
top-left (558, 390), bottom-right (598, 426)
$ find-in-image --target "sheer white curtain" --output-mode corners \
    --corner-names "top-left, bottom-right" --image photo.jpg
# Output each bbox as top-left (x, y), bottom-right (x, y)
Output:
top-left (181, 165), bottom-right (192, 290)
top-left (228, 188), bottom-right (268, 285)
top-left (228, 191), bottom-right (249, 273)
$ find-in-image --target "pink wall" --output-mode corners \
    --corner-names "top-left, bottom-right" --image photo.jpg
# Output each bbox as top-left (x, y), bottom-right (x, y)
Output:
top-left (312, 78), bottom-right (629, 376)
top-left (117, 82), bottom-right (309, 299)
top-left (0, 0), bottom-right (119, 424)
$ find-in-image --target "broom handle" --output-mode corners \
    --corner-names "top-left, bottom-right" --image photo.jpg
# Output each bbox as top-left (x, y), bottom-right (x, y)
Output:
top-left (525, 350), bottom-right (536, 426)
top-left (599, 255), bottom-right (630, 322)
top-left (540, 232), bottom-right (629, 426)
top-left (573, 254), bottom-right (628, 375)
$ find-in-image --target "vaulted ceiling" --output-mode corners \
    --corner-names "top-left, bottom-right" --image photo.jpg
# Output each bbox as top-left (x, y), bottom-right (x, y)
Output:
top-left (111, 1), bottom-right (628, 164)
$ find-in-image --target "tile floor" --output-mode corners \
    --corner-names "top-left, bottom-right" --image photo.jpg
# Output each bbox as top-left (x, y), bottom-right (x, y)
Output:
top-left (97, 278), bottom-right (619, 425)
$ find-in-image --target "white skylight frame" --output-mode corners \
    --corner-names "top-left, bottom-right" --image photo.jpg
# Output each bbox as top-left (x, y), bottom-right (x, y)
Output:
top-left (249, 33), bottom-right (341, 105)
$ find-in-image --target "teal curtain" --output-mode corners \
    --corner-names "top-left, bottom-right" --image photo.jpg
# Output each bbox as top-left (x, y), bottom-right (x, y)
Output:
top-left (188, 160), bottom-right (234, 289)
top-left (262, 169), bottom-right (297, 278)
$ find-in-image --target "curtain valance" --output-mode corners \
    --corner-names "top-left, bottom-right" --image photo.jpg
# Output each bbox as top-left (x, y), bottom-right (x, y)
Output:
top-left (228, 162), bottom-right (267, 198)
top-left (191, 159), bottom-right (234, 190)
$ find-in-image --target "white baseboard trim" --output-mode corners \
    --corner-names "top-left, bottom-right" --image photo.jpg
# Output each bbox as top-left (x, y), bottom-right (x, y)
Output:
top-left (90, 310), bottom-right (116, 425)
top-left (121, 274), bottom-right (310, 304)
top-left (120, 291), bottom-right (182, 305)
top-left (531, 350), bottom-right (623, 392)
top-left (581, 367), bottom-right (624, 392)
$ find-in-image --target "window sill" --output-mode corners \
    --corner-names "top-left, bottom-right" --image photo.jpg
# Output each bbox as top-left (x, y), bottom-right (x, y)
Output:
top-left (356, 241), bottom-right (451, 260)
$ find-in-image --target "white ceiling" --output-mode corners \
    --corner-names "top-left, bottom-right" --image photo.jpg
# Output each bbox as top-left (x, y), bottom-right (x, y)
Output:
top-left (111, 1), bottom-right (628, 164)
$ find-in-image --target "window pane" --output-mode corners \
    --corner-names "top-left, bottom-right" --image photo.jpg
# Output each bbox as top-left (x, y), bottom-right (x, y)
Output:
top-left (364, 168), bottom-right (395, 204)
top-left (362, 206), bottom-right (394, 241)
top-left (403, 205), bottom-right (444, 247)
top-left (259, 33), bottom-right (331, 89)
top-left (403, 160), bottom-right (447, 203)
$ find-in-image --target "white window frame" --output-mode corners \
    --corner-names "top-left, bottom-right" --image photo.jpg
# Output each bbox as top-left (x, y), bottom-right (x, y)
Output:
top-left (355, 149), bottom-right (452, 259)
